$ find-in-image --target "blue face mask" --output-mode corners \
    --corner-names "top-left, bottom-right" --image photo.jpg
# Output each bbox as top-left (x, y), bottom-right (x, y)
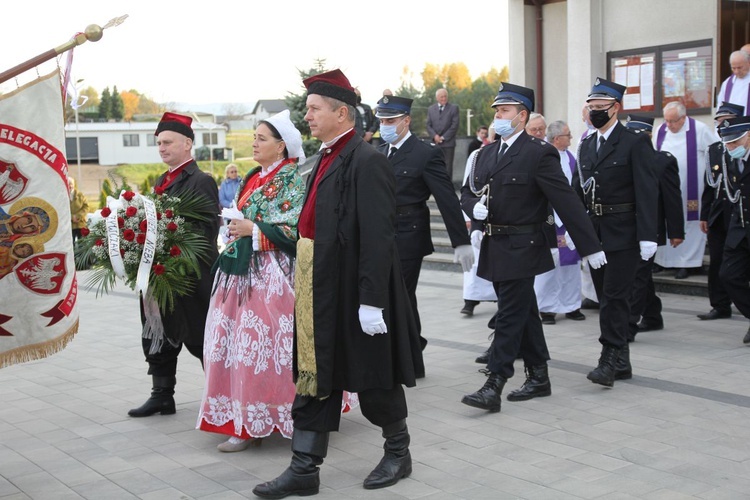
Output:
top-left (728, 145), bottom-right (747, 160)
top-left (493, 112), bottom-right (520, 138)
top-left (380, 119), bottom-right (405, 144)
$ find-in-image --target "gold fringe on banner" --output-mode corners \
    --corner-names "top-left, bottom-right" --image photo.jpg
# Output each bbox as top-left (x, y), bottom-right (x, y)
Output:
top-left (294, 238), bottom-right (317, 397)
top-left (0, 320), bottom-right (78, 369)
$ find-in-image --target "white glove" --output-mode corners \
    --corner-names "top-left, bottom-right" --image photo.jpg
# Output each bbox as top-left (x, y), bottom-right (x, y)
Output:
top-left (220, 200), bottom-right (244, 221)
top-left (639, 241), bottom-right (658, 261)
top-left (584, 251), bottom-right (608, 270)
top-left (563, 231), bottom-right (576, 251)
top-left (472, 194), bottom-right (488, 221)
top-left (358, 305), bottom-right (387, 335)
top-left (470, 230), bottom-right (483, 249)
top-left (453, 244), bottom-right (475, 273)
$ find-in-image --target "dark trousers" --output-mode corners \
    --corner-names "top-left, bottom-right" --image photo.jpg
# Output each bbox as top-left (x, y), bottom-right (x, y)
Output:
top-left (628, 256), bottom-right (662, 337)
top-left (400, 257), bottom-right (423, 336)
top-left (707, 222), bottom-right (732, 313)
top-left (487, 277), bottom-right (550, 379)
top-left (719, 236), bottom-right (750, 319)
top-left (292, 385), bottom-right (407, 433)
top-left (141, 338), bottom-right (203, 377)
top-left (439, 146), bottom-right (455, 181)
top-left (590, 247), bottom-right (640, 348)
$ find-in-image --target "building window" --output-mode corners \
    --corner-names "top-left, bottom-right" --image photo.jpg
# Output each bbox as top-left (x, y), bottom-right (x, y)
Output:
top-left (147, 135), bottom-right (157, 147)
top-left (123, 134), bottom-right (140, 147)
top-left (203, 132), bottom-right (218, 146)
top-left (608, 39), bottom-right (712, 116)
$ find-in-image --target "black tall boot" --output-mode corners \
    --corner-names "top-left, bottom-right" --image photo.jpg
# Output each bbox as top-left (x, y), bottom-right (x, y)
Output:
top-left (461, 372), bottom-right (506, 412)
top-left (128, 376), bottom-right (176, 417)
top-left (614, 343), bottom-right (632, 380)
top-left (252, 429), bottom-right (329, 499)
top-left (587, 345), bottom-right (621, 387)
top-left (506, 365), bottom-right (551, 401)
top-left (363, 420), bottom-right (412, 490)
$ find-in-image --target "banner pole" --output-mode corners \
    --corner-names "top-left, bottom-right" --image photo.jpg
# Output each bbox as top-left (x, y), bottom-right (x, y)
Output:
top-left (0, 15), bottom-right (128, 86)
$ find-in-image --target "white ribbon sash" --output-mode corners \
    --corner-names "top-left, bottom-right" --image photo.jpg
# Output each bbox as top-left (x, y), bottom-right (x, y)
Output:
top-left (105, 195), bottom-right (126, 278)
top-left (135, 194), bottom-right (158, 296)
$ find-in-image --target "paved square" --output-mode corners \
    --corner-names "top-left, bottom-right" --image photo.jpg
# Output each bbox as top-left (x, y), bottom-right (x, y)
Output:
top-left (2, 269), bottom-right (750, 499)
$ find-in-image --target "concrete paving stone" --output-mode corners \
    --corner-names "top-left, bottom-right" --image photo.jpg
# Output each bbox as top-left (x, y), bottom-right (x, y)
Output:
top-left (0, 475), bottom-right (22, 496)
top-left (196, 491), bottom-right (247, 500)
top-left (131, 487), bottom-right (191, 500)
top-left (547, 474), bottom-right (622, 499)
top-left (149, 467), bottom-right (226, 497)
top-left (104, 468), bottom-right (171, 496)
top-left (9, 471), bottom-right (80, 499)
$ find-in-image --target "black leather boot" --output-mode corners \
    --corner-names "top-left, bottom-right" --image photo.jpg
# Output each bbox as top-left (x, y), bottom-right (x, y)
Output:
top-left (461, 372), bottom-right (506, 412)
top-left (363, 419), bottom-right (412, 489)
top-left (506, 365), bottom-right (551, 401)
top-left (587, 345), bottom-right (621, 387)
top-left (128, 376), bottom-right (176, 417)
top-left (475, 347), bottom-right (490, 364)
top-left (614, 343), bottom-right (632, 380)
top-left (252, 429), bottom-right (328, 499)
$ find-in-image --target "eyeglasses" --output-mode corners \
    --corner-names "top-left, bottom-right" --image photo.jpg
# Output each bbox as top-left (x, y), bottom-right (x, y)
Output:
top-left (555, 133), bottom-right (573, 139)
top-left (527, 127), bottom-right (546, 134)
top-left (664, 117), bottom-right (685, 124)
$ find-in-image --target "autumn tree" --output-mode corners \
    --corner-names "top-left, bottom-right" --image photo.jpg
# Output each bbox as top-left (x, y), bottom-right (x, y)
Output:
top-left (120, 90), bottom-right (140, 121)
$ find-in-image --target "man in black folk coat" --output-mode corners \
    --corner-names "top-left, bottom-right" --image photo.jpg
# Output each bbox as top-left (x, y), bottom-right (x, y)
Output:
top-left (459, 83), bottom-right (605, 413)
top-left (624, 115), bottom-right (684, 343)
top-left (375, 95), bottom-right (473, 350)
top-left (573, 78), bottom-right (659, 387)
top-left (697, 102), bottom-right (744, 321)
top-left (253, 70), bottom-right (422, 499)
top-left (128, 112), bottom-right (220, 418)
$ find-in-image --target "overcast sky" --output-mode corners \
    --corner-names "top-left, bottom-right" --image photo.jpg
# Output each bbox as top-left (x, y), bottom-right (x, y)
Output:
top-left (0, 0), bottom-right (509, 109)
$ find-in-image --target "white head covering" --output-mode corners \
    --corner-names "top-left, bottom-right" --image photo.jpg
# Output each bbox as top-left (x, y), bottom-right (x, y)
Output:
top-left (264, 109), bottom-right (306, 162)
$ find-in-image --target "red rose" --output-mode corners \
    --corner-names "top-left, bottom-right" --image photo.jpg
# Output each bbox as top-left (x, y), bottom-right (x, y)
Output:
top-left (122, 229), bottom-right (136, 241)
top-left (280, 201), bottom-right (291, 212)
top-left (122, 191), bottom-right (135, 201)
top-left (156, 212), bottom-right (162, 220)
top-left (167, 222), bottom-right (178, 232)
top-left (165, 209), bottom-right (174, 218)
top-left (136, 233), bottom-right (146, 245)
top-left (154, 186), bottom-right (165, 195)
top-left (170, 245), bottom-right (181, 257)
top-left (153, 263), bottom-right (165, 275)
top-left (139, 220), bottom-right (148, 232)
top-left (125, 206), bottom-right (137, 217)
top-left (80, 227), bottom-right (90, 236)
top-left (95, 239), bottom-right (103, 246)
top-left (117, 217), bottom-right (125, 228)
top-left (100, 207), bottom-right (112, 217)
top-left (120, 249), bottom-right (125, 257)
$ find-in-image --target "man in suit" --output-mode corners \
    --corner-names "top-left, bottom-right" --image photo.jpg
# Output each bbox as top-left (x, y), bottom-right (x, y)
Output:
top-left (573, 78), bottom-right (659, 387)
top-left (128, 112), bottom-right (220, 418)
top-left (697, 102), bottom-right (744, 321)
top-left (426, 88), bottom-right (460, 181)
top-left (717, 116), bottom-right (750, 345)
top-left (624, 115), bottom-right (684, 343)
top-left (354, 88), bottom-right (379, 143)
top-left (460, 83), bottom-right (605, 412)
top-left (376, 95), bottom-right (473, 350)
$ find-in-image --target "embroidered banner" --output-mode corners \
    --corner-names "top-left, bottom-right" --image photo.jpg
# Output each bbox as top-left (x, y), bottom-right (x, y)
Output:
top-left (0, 71), bottom-right (78, 368)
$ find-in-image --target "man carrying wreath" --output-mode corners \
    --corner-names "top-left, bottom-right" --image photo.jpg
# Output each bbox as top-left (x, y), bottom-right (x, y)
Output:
top-left (128, 112), bottom-right (220, 418)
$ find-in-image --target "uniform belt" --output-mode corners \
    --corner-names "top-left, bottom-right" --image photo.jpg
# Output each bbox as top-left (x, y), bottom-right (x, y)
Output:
top-left (485, 223), bottom-right (540, 235)
top-left (396, 202), bottom-right (426, 215)
top-left (590, 203), bottom-right (635, 216)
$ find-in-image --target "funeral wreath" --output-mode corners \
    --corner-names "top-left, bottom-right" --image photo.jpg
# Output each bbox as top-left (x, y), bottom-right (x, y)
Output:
top-left (75, 187), bottom-right (213, 313)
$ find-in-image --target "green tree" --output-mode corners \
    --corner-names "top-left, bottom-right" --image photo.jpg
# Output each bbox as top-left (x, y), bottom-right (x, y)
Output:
top-left (111, 86), bottom-right (124, 120)
top-left (285, 59), bottom-right (328, 158)
top-left (99, 87), bottom-right (112, 121)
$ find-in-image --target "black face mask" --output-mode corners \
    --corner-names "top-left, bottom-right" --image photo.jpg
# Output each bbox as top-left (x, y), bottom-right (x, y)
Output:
top-left (589, 107), bottom-right (612, 129)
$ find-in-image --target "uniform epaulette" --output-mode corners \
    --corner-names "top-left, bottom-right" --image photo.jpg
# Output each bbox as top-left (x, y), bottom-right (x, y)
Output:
top-left (528, 136), bottom-right (548, 147)
top-left (622, 126), bottom-right (641, 136)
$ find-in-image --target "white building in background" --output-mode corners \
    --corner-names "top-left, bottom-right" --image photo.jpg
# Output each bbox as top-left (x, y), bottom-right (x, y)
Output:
top-left (63, 121), bottom-right (228, 166)
top-left (508, 0), bottom-right (743, 136)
